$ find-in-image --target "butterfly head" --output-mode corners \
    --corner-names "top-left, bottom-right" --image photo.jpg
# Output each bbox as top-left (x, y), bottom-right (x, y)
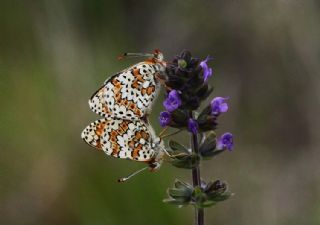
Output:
top-left (148, 152), bottom-right (164, 171)
top-left (148, 137), bottom-right (165, 171)
top-left (153, 49), bottom-right (164, 62)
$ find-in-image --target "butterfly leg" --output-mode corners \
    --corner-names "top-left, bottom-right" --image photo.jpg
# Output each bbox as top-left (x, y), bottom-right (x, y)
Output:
top-left (162, 152), bottom-right (190, 163)
top-left (158, 126), bottom-right (169, 138)
top-left (155, 73), bottom-right (172, 91)
top-left (159, 129), bottom-right (182, 139)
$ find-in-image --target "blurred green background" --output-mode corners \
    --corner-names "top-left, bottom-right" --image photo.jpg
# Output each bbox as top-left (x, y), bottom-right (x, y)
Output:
top-left (1, 0), bottom-right (320, 224)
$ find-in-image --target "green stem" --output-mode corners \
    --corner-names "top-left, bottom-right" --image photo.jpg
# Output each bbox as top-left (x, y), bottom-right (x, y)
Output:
top-left (189, 111), bottom-right (204, 225)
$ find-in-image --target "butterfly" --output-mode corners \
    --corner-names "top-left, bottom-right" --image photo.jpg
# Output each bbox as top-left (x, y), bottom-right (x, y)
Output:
top-left (81, 50), bottom-right (167, 181)
top-left (89, 49), bottom-right (166, 121)
top-left (81, 118), bottom-right (165, 181)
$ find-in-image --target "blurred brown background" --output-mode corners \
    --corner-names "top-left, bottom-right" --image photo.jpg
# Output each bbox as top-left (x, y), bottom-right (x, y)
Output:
top-left (1, 0), bottom-right (320, 224)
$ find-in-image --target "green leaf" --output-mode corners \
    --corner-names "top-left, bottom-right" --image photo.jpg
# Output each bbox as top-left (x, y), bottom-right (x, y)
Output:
top-left (169, 140), bottom-right (190, 153)
top-left (168, 188), bottom-right (192, 198)
top-left (202, 149), bottom-right (224, 158)
top-left (199, 131), bottom-right (216, 153)
top-left (200, 85), bottom-right (213, 100)
top-left (208, 192), bottom-right (232, 202)
top-left (167, 195), bottom-right (190, 202)
top-left (203, 181), bottom-right (214, 193)
top-left (196, 84), bottom-right (212, 101)
top-left (163, 198), bottom-right (190, 206)
top-left (200, 131), bottom-right (216, 146)
top-left (197, 116), bottom-right (217, 132)
top-left (164, 180), bottom-right (193, 206)
top-left (174, 179), bottom-right (193, 190)
top-left (197, 105), bottom-right (211, 121)
top-left (178, 59), bottom-right (187, 68)
top-left (170, 109), bottom-right (188, 128)
top-left (170, 154), bottom-right (200, 169)
top-left (197, 200), bottom-right (216, 208)
top-left (193, 186), bottom-right (202, 195)
top-left (199, 131), bottom-right (226, 158)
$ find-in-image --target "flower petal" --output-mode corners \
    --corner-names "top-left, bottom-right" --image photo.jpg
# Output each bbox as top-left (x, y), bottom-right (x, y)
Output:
top-left (163, 90), bottom-right (182, 112)
top-left (219, 103), bottom-right (228, 113)
top-left (159, 111), bottom-right (171, 127)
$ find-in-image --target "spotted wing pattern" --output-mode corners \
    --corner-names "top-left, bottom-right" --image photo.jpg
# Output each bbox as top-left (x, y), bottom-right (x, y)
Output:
top-left (81, 118), bottom-right (156, 162)
top-left (89, 62), bottom-right (163, 120)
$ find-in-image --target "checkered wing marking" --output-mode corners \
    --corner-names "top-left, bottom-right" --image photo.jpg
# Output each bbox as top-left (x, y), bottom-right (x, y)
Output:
top-left (89, 62), bottom-right (161, 120)
top-left (81, 118), bottom-right (156, 162)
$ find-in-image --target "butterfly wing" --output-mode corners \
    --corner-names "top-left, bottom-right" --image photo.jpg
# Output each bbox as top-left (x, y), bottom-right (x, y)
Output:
top-left (89, 62), bottom-right (161, 120)
top-left (81, 118), bottom-right (156, 162)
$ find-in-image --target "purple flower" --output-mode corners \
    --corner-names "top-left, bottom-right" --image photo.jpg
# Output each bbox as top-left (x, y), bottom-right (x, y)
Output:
top-left (210, 97), bottom-right (229, 115)
top-left (188, 118), bottom-right (198, 134)
top-left (200, 56), bottom-right (213, 82)
top-left (159, 111), bottom-right (171, 127)
top-left (163, 90), bottom-right (182, 112)
top-left (217, 132), bottom-right (234, 151)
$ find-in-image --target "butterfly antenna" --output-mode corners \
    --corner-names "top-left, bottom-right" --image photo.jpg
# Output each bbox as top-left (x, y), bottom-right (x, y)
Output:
top-left (118, 52), bottom-right (154, 60)
top-left (117, 166), bottom-right (148, 183)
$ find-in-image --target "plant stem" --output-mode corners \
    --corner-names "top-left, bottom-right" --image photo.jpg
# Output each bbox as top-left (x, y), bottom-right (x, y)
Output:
top-left (189, 112), bottom-right (204, 225)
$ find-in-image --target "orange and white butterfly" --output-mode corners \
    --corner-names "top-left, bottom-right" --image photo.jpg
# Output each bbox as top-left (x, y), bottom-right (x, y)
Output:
top-left (89, 49), bottom-right (166, 120)
top-left (81, 50), bottom-right (167, 181)
top-left (81, 118), bottom-right (165, 180)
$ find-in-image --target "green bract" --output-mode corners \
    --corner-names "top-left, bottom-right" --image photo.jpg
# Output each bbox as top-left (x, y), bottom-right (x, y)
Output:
top-left (164, 179), bottom-right (232, 209)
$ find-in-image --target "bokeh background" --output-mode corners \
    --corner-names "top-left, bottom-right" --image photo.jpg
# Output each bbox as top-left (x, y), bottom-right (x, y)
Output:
top-left (1, 0), bottom-right (320, 224)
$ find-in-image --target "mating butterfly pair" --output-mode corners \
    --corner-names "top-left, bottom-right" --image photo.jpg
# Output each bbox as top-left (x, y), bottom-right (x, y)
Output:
top-left (81, 50), bottom-right (167, 180)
